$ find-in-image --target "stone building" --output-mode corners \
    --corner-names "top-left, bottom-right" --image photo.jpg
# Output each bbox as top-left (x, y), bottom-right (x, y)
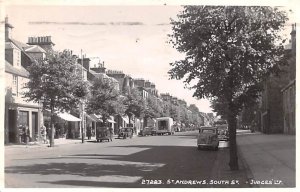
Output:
top-left (281, 24), bottom-right (296, 134)
top-left (259, 24), bottom-right (296, 134)
top-left (4, 17), bottom-right (43, 144)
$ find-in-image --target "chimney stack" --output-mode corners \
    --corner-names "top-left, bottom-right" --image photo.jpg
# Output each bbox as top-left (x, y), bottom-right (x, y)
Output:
top-left (5, 16), bottom-right (14, 41)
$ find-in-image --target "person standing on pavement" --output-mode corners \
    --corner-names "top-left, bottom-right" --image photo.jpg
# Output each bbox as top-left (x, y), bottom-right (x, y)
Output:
top-left (24, 125), bottom-right (30, 145)
top-left (46, 126), bottom-right (51, 144)
top-left (40, 125), bottom-right (47, 144)
top-left (87, 126), bottom-right (92, 140)
top-left (109, 127), bottom-right (113, 141)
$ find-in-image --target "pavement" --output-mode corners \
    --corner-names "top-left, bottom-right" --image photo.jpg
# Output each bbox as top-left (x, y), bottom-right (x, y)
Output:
top-left (4, 134), bottom-right (138, 150)
top-left (236, 129), bottom-right (296, 188)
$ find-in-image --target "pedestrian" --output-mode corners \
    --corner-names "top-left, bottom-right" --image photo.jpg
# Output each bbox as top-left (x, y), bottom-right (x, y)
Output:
top-left (24, 125), bottom-right (30, 145)
top-left (41, 125), bottom-right (47, 144)
top-left (46, 126), bottom-right (51, 143)
top-left (87, 126), bottom-right (92, 140)
top-left (109, 127), bottom-right (113, 141)
top-left (18, 125), bottom-right (24, 143)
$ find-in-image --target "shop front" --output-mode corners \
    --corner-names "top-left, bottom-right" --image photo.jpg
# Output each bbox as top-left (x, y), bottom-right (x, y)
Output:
top-left (5, 103), bottom-right (42, 144)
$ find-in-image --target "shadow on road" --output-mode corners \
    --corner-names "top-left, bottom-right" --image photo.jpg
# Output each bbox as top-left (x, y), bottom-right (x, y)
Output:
top-left (6, 144), bottom-right (249, 188)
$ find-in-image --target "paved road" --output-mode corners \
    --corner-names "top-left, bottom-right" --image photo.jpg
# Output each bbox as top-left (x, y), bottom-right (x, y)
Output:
top-left (5, 131), bottom-right (239, 188)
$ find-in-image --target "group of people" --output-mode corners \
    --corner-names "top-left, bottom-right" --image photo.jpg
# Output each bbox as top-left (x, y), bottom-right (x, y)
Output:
top-left (18, 125), bottom-right (30, 144)
top-left (19, 124), bottom-right (96, 145)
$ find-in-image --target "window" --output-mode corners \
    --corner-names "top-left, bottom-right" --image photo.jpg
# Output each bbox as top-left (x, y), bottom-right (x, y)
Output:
top-left (12, 75), bottom-right (18, 96)
top-left (19, 111), bottom-right (29, 127)
top-left (202, 129), bottom-right (215, 134)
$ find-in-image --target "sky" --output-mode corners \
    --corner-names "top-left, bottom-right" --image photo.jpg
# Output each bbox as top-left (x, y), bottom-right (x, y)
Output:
top-left (3, 1), bottom-right (298, 113)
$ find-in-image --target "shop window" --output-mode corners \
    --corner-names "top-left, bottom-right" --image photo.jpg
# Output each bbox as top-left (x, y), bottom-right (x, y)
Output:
top-left (19, 111), bottom-right (29, 126)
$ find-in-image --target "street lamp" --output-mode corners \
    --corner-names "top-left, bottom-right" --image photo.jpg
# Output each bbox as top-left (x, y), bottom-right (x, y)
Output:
top-left (80, 50), bottom-right (85, 143)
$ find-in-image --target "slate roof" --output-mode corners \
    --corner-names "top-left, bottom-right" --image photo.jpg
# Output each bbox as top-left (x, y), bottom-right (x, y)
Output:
top-left (5, 60), bottom-right (29, 78)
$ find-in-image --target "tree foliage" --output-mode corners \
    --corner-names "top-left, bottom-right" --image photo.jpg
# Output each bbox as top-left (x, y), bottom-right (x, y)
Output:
top-left (24, 51), bottom-right (88, 111)
top-left (122, 88), bottom-right (145, 124)
top-left (169, 6), bottom-right (288, 170)
top-left (24, 50), bottom-right (89, 146)
top-left (145, 94), bottom-right (163, 118)
top-left (86, 77), bottom-right (123, 124)
top-left (188, 104), bottom-right (203, 126)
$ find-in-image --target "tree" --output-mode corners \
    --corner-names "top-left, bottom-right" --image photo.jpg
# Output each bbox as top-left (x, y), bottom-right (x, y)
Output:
top-left (143, 95), bottom-right (163, 127)
top-left (24, 50), bottom-right (89, 147)
top-left (123, 88), bottom-right (145, 125)
top-left (86, 77), bottom-right (124, 126)
top-left (169, 6), bottom-right (288, 170)
top-left (188, 104), bottom-right (202, 127)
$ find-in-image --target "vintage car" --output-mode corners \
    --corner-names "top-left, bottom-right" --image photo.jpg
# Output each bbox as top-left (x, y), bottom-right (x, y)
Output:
top-left (118, 127), bottom-right (134, 139)
top-left (197, 126), bottom-right (219, 150)
top-left (214, 120), bottom-right (229, 141)
top-left (216, 125), bottom-right (229, 141)
top-left (138, 127), bottom-right (156, 136)
top-left (96, 127), bottom-right (113, 142)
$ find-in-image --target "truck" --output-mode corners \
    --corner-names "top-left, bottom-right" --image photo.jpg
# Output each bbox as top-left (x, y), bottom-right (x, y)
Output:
top-left (155, 117), bottom-right (175, 135)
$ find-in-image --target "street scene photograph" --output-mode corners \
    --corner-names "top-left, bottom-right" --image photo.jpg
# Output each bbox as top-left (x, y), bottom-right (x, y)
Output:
top-left (2, 0), bottom-right (297, 189)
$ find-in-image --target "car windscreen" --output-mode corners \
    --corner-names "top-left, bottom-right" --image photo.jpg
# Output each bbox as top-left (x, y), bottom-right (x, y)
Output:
top-left (201, 129), bottom-right (215, 133)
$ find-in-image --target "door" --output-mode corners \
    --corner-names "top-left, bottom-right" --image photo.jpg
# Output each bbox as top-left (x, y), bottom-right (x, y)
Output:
top-left (8, 110), bottom-right (17, 143)
top-left (19, 111), bottom-right (29, 141)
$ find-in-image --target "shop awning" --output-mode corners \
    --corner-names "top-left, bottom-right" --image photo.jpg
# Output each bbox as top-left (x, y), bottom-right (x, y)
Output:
top-left (89, 114), bottom-right (103, 122)
top-left (86, 114), bottom-right (99, 122)
top-left (108, 116), bottom-right (116, 123)
top-left (108, 119), bottom-right (116, 123)
top-left (57, 112), bottom-right (81, 122)
top-left (121, 116), bottom-right (129, 124)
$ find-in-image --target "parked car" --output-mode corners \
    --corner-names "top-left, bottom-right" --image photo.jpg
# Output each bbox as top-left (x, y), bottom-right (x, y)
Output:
top-left (118, 127), bottom-right (134, 139)
top-left (197, 126), bottom-right (219, 150)
top-left (96, 127), bottom-right (113, 142)
top-left (139, 127), bottom-right (155, 136)
top-left (216, 126), bottom-right (229, 141)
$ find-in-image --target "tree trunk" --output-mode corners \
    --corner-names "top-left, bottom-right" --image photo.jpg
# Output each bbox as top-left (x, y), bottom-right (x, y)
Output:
top-left (143, 116), bottom-right (148, 128)
top-left (228, 107), bottom-right (239, 170)
top-left (50, 104), bottom-right (55, 147)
